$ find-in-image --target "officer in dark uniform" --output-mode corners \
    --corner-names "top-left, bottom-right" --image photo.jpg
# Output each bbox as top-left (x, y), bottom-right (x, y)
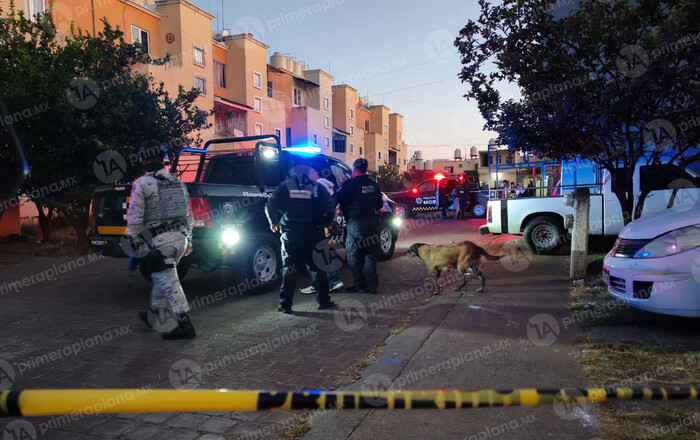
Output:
top-left (336, 158), bottom-right (383, 294)
top-left (266, 164), bottom-right (336, 314)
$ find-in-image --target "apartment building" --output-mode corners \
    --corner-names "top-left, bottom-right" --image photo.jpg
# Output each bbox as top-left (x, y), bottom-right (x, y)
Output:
top-left (331, 85), bottom-right (360, 164)
top-left (389, 113), bottom-right (408, 171)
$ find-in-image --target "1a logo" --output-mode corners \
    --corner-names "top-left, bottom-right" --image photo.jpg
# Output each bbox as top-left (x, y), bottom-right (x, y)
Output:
top-left (169, 359), bottom-right (203, 390)
top-left (93, 150), bottom-right (127, 183)
top-left (334, 300), bottom-right (368, 332)
top-left (526, 313), bottom-right (560, 347)
top-left (66, 78), bottom-right (100, 110)
top-left (0, 360), bottom-right (16, 389)
top-left (3, 420), bottom-right (36, 440)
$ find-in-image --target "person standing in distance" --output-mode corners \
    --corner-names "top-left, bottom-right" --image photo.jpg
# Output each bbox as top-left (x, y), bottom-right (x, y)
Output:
top-left (266, 164), bottom-right (336, 314)
top-left (336, 158), bottom-right (383, 294)
top-left (127, 140), bottom-right (195, 340)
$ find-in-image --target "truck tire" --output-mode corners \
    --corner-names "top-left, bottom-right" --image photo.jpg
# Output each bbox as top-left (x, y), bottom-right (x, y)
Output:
top-left (471, 203), bottom-right (486, 218)
top-left (396, 203), bottom-right (414, 219)
top-left (523, 216), bottom-right (565, 255)
top-left (139, 258), bottom-right (190, 282)
top-left (377, 222), bottom-right (396, 261)
top-left (245, 238), bottom-right (281, 292)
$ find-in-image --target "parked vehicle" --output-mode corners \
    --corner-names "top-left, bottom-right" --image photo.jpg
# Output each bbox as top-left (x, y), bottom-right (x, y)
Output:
top-left (390, 175), bottom-right (489, 219)
top-left (90, 135), bottom-right (401, 286)
top-left (480, 160), bottom-right (700, 254)
top-left (603, 205), bottom-right (700, 317)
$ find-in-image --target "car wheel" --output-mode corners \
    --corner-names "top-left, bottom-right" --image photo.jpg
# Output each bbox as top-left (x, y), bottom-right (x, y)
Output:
top-left (471, 203), bottom-right (486, 218)
top-left (376, 223), bottom-right (396, 261)
top-left (245, 238), bottom-right (281, 291)
top-left (396, 203), bottom-right (410, 219)
top-left (523, 216), bottom-right (565, 255)
top-left (139, 257), bottom-right (190, 282)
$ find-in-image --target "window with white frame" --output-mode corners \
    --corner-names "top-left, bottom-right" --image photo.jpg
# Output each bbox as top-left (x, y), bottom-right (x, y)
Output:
top-left (325, 136), bottom-right (330, 149)
top-left (384, 124), bottom-right (388, 134)
top-left (24, 0), bottom-right (45, 22)
top-left (384, 139), bottom-right (388, 147)
top-left (359, 146), bottom-right (363, 156)
top-left (378, 152), bottom-right (381, 160)
top-left (254, 96), bottom-right (262, 113)
top-left (193, 45), bottom-right (205, 67)
top-left (253, 71), bottom-right (262, 89)
top-left (194, 76), bottom-right (206, 96)
top-left (213, 61), bottom-right (226, 88)
top-left (312, 133), bottom-right (318, 145)
top-left (350, 125), bottom-right (354, 136)
top-left (324, 97), bottom-right (330, 110)
top-left (293, 88), bottom-right (302, 107)
top-left (349, 108), bottom-right (354, 120)
top-left (131, 25), bottom-right (150, 54)
top-left (324, 116), bottom-right (330, 129)
top-left (350, 143), bottom-right (354, 154)
top-left (255, 123), bottom-right (263, 136)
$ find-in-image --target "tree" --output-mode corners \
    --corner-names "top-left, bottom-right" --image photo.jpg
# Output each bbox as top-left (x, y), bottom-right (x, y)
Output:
top-left (0, 3), bottom-right (211, 245)
top-left (455, 0), bottom-right (700, 224)
top-left (370, 164), bottom-right (407, 192)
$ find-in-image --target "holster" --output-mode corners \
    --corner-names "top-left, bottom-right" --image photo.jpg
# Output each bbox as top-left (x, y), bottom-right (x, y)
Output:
top-left (141, 249), bottom-right (175, 275)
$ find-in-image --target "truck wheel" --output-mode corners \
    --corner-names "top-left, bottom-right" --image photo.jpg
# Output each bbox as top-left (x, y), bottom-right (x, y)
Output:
top-left (471, 203), bottom-right (486, 218)
top-left (396, 203), bottom-right (413, 219)
top-left (523, 216), bottom-right (565, 255)
top-left (245, 239), bottom-right (281, 291)
top-left (377, 223), bottom-right (396, 261)
top-left (139, 258), bottom-right (190, 282)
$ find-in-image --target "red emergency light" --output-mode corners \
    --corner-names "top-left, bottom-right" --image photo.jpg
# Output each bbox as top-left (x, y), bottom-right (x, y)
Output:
top-left (411, 188), bottom-right (418, 194)
top-left (434, 173), bottom-right (446, 180)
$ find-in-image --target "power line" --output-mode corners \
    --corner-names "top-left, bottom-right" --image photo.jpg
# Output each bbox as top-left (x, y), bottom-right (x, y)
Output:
top-left (358, 54), bottom-right (459, 81)
top-left (369, 76), bottom-right (458, 97)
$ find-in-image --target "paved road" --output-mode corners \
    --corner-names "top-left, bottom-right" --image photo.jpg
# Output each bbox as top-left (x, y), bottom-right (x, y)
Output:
top-left (0, 217), bottom-right (599, 439)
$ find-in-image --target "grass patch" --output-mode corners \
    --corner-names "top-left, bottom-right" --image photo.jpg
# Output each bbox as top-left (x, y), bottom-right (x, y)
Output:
top-left (578, 340), bottom-right (700, 440)
top-left (277, 419), bottom-right (312, 440)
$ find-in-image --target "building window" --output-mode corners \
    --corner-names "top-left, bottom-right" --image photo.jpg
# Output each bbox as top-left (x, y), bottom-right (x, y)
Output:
top-left (333, 133), bottom-right (346, 153)
top-left (384, 139), bottom-right (388, 147)
top-left (24, 0), bottom-right (45, 22)
top-left (324, 97), bottom-right (330, 110)
top-left (349, 108), bottom-right (354, 120)
top-left (293, 88), bottom-right (302, 107)
top-left (378, 152), bottom-right (381, 160)
top-left (131, 25), bottom-right (150, 54)
top-left (365, 120), bottom-right (370, 132)
top-left (274, 128), bottom-right (282, 140)
top-left (384, 124), bottom-right (388, 134)
top-left (254, 97), bottom-right (263, 113)
top-left (194, 76), bottom-right (206, 96)
top-left (350, 125), bottom-right (354, 136)
top-left (359, 146), bottom-right (363, 156)
top-left (404, 158), bottom-right (406, 165)
top-left (399, 131), bottom-right (402, 139)
top-left (325, 136), bottom-right (330, 149)
top-left (312, 133), bottom-right (318, 145)
top-left (193, 45), bottom-right (205, 67)
top-left (350, 143), bottom-right (354, 154)
top-left (253, 71), bottom-right (262, 89)
top-left (213, 61), bottom-right (226, 88)
top-left (267, 81), bottom-right (273, 98)
top-left (324, 116), bottom-right (330, 129)
top-left (255, 123), bottom-right (263, 136)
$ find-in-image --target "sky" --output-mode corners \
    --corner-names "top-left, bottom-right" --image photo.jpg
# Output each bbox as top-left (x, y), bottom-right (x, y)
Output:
top-left (189, 0), bottom-right (523, 160)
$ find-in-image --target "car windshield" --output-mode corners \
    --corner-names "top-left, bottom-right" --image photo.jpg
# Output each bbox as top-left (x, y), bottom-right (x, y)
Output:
top-left (202, 153), bottom-right (283, 186)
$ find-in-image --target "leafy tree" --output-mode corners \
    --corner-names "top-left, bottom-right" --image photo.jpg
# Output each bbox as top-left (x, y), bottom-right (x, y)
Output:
top-left (370, 164), bottom-right (407, 192)
top-left (455, 0), bottom-right (700, 224)
top-left (0, 2), bottom-right (211, 245)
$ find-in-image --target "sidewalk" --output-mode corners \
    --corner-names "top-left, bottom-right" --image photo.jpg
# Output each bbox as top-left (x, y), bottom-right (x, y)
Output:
top-left (303, 241), bottom-right (602, 440)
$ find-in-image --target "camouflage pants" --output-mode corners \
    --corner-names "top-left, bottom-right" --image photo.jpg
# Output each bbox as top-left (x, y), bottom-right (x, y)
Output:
top-left (150, 231), bottom-right (190, 314)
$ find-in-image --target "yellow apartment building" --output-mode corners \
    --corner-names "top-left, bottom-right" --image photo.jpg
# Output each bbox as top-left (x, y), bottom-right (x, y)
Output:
top-left (331, 84), bottom-right (362, 165)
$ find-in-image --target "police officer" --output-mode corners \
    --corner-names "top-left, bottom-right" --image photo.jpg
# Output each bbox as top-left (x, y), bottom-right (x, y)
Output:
top-left (266, 164), bottom-right (336, 314)
top-left (336, 158), bottom-right (383, 294)
top-left (127, 140), bottom-right (195, 340)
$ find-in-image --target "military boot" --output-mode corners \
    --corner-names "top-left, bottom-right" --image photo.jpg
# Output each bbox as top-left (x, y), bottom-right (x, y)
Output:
top-left (162, 313), bottom-right (196, 340)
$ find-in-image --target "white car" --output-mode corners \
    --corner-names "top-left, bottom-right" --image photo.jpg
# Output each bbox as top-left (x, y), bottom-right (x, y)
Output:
top-left (603, 205), bottom-right (700, 317)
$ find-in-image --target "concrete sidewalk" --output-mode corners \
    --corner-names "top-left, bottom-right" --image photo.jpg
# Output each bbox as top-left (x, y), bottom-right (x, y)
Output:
top-left (303, 241), bottom-right (602, 440)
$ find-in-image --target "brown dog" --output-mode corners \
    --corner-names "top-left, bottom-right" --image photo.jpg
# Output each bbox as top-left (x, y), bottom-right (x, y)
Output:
top-left (407, 241), bottom-right (504, 294)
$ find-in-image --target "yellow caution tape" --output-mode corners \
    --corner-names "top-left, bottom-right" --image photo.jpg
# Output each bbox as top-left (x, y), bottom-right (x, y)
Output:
top-left (1, 386), bottom-right (697, 417)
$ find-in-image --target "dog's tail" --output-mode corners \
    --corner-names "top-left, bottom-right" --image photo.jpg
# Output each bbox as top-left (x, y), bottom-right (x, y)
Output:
top-left (477, 245), bottom-right (504, 261)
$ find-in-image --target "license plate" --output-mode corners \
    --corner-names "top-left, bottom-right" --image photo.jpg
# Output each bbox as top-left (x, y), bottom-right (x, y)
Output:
top-left (91, 240), bottom-right (107, 246)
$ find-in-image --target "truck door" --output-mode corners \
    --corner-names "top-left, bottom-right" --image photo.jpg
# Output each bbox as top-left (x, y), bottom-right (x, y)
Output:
top-left (637, 164), bottom-right (700, 217)
top-left (415, 179), bottom-right (439, 211)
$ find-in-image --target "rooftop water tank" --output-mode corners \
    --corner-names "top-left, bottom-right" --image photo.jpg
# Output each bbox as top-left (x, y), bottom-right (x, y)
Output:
top-left (424, 160), bottom-right (433, 171)
top-left (454, 149), bottom-right (462, 160)
top-left (270, 52), bottom-right (289, 71)
top-left (414, 150), bottom-right (423, 160)
top-left (470, 146), bottom-right (478, 158)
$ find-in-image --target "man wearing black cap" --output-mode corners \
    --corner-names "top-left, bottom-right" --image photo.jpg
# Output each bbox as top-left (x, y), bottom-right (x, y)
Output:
top-left (266, 164), bottom-right (336, 313)
top-left (336, 158), bottom-right (383, 294)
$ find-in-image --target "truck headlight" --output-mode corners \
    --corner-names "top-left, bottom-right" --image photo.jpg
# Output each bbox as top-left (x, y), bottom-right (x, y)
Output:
top-left (221, 229), bottom-right (240, 246)
top-left (392, 217), bottom-right (402, 227)
top-left (634, 225), bottom-right (700, 258)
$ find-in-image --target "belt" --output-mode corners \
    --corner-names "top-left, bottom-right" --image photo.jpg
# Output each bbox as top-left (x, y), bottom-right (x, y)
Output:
top-left (148, 220), bottom-right (189, 238)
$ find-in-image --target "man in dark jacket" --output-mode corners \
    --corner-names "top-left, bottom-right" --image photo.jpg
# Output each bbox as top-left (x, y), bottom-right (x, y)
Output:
top-left (266, 164), bottom-right (336, 313)
top-left (336, 158), bottom-right (383, 294)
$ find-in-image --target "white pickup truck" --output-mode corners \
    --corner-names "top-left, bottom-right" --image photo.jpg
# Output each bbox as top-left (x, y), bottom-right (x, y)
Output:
top-left (479, 161), bottom-right (700, 254)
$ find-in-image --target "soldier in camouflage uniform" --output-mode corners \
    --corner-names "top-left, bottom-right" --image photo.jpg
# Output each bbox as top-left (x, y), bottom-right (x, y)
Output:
top-left (126, 140), bottom-right (195, 340)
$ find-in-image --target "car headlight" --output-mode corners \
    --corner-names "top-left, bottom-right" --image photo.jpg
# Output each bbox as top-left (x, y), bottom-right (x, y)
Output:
top-left (634, 225), bottom-right (700, 258)
top-left (392, 217), bottom-right (402, 227)
top-left (221, 229), bottom-right (240, 246)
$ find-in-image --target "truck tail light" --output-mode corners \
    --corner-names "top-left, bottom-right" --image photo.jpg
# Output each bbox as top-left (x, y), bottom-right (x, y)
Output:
top-left (487, 205), bottom-right (492, 223)
top-left (190, 197), bottom-right (213, 228)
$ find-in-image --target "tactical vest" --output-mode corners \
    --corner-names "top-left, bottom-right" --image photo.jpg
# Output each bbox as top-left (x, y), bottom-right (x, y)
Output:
top-left (143, 173), bottom-right (190, 224)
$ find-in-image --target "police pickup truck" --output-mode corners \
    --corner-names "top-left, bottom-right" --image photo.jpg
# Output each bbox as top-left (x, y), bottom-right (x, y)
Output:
top-left (390, 175), bottom-right (489, 219)
top-left (90, 135), bottom-right (401, 287)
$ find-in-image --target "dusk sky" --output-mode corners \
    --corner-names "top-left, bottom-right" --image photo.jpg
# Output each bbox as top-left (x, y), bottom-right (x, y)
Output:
top-left (190, 0), bottom-right (522, 160)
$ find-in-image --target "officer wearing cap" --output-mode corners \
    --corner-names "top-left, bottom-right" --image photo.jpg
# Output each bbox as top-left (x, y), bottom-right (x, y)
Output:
top-left (127, 140), bottom-right (195, 339)
top-left (336, 158), bottom-right (383, 294)
top-left (266, 164), bottom-right (336, 314)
